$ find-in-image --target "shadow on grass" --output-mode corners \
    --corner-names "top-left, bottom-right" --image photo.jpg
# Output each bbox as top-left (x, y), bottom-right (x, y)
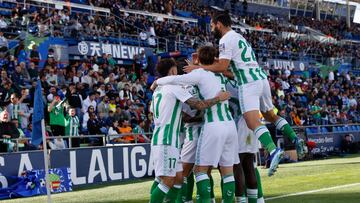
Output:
top-left (73, 177), bottom-right (154, 191)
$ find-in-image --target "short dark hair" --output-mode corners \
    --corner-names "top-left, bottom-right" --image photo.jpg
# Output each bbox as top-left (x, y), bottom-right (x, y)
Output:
top-left (198, 46), bottom-right (217, 65)
top-left (156, 58), bottom-right (176, 77)
top-left (212, 11), bottom-right (232, 27)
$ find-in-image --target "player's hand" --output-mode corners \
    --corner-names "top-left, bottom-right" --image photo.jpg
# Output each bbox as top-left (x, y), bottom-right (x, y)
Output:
top-left (150, 80), bottom-right (158, 91)
top-left (216, 91), bottom-right (231, 101)
top-left (183, 65), bottom-right (200, 73)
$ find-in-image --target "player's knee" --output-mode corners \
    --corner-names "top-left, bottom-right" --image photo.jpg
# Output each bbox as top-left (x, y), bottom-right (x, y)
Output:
top-left (262, 110), bottom-right (278, 123)
top-left (194, 165), bottom-right (209, 174)
top-left (161, 176), bottom-right (176, 188)
top-left (175, 172), bottom-right (184, 185)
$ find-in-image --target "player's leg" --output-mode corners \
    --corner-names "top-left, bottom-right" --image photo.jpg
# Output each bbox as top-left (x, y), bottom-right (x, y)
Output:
top-left (194, 166), bottom-right (212, 203)
top-left (262, 110), bottom-right (305, 159)
top-left (195, 122), bottom-right (225, 203)
top-left (240, 82), bottom-right (283, 176)
top-left (150, 176), bottom-right (161, 194)
top-left (166, 170), bottom-right (183, 203)
top-left (177, 162), bottom-right (194, 203)
top-left (255, 167), bottom-right (265, 203)
top-left (178, 126), bottom-right (200, 203)
top-left (234, 159), bottom-right (246, 203)
top-left (208, 168), bottom-right (216, 203)
top-left (260, 79), bottom-right (305, 159)
top-left (241, 153), bottom-right (258, 203)
top-left (150, 145), bottom-right (178, 203)
top-left (219, 121), bottom-right (238, 203)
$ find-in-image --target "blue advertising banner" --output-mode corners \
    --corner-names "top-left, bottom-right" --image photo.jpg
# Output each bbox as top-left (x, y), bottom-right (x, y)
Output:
top-left (265, 59), bottom-right (309, 71)
top-left (0, 144), bottom-right (153, 189)
top-left (68, 41), bottom-right (153, 60)
top-left (307, 132), bottom-right (360, 154)
top-left (50, 144), bottom-right (153, 186)
top-left (0, 151), bottom-right (44, 188)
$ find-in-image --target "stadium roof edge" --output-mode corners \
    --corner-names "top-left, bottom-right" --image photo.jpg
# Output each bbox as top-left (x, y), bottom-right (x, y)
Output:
top-left (119, 8), bottom-right (198, 23)
top-left (10, 0), bottom-right (111, 14)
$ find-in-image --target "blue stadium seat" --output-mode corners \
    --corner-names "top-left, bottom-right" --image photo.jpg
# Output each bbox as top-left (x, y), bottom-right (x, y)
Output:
top-left (332, 127), bottom-right (337, 132)
top-left (351, 126), bottom-right (357, 131)
top-left (337, 127), bottom-right (343, 132)
top-left (357, 126), bottom-right (360, 131)
top-left (306, 128), bottom-right (312, 135)
top-left (321, 127), bottom-right (328, 133)
top-left (311, 127), bottom-right (319, 133)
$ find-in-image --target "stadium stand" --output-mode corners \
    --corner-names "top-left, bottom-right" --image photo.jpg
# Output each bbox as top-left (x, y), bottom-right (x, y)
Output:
top-left (0, 0), bottom-right (358, 153)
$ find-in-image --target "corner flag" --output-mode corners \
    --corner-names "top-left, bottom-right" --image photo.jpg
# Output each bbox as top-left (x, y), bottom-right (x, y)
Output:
top-left (31, 80), bottom-right (44, 146)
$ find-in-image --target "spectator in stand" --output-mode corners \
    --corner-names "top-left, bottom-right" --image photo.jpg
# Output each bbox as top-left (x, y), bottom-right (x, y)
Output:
top-left (65, 107), bottom-right (80, 148)
top-left (48, 96), bottom-right (65, 137)
top-left (66, 83), bottom-right (83, 119)
top-left (0, 109), bottom-right (19, 152)
top-left (30, 45), bottom-right (40, 66)
top-left (82, 105), bottom-right (95, 133)
top-left (87, 112), bottom-right (103, 146)
top-left (119, 119), bottom-right (134, 143)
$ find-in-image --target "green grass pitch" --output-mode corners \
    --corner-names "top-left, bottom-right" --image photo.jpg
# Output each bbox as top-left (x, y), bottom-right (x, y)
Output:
top-left (4, 155), bottom-right (360, 203)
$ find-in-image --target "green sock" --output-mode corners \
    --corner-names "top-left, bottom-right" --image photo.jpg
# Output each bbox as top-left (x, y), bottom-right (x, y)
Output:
top-left (222, 175), bottom-right (235, 203)
top-left (247, 189), bottom-right (258, 203)
top-left (150, 183), bottom-right (169, 203)
top-left (275, 118), bottom-right (296, 142)
top-left (255, 168), bottom-right (263, 198)
top-left (196, 173), bottom-right (211, 203)
top-left (176, 176), bottom-right (189, 203)
top-left (209, 175), bottom-right (215, 199)
top-left (255, 126), bottom-right (276, 154)
top-left (235, 195), bottom-right (246, 203)
top-left (166, 184), bottom-right (181, 203)
top-left (150, 177), bottom-right (160, 194)
top-left (186, 173), bottom-right (195, 201)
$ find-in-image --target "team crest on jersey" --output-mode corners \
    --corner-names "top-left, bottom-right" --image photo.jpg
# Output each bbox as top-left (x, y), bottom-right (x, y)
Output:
top-left (219, 43), bottom-right (225, 53)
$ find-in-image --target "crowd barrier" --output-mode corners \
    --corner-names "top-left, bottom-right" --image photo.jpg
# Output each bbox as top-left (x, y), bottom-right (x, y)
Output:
top-left (1, 124), bottom-right (360, 189)
top-left (274, 123), bottom-right (360, 154)
top-left (0, 144), bottom-right (153, 189)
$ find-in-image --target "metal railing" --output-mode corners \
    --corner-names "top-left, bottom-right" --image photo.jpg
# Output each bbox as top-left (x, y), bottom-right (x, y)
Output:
top-left (0, 132), bottom-right (153, 153)
top-left (274, 123), bottom-right (360, 139)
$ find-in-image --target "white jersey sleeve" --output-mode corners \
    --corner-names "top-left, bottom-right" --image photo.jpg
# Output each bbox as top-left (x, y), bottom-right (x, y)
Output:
top-left (157, 70), bottom-right (202, 86)
top-left (170, 85), bottom-right (193, 103)
top-left (219, 35), bottom-right (232, 60)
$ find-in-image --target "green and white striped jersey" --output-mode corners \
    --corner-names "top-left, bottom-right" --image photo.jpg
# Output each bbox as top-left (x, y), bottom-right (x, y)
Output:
top-left (150, 85), bottom-right (192, 148)
top-left (225, 79), bottom-right (242, 122)
top-left (65, 116), bottom-right (80, 137)
top-left (182, 85), bottom-right (203, 141)
top-left (157, 68), bottom-right (233, 124)
top-left (219, 30), bottom-right (267, 85)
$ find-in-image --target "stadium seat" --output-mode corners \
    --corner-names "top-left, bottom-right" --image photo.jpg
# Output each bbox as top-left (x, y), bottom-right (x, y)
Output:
top-left (306, 128), bottom-right (312, 135)
top-left (332, 127), bottom-right (337, 132)
top-left (351, 126), bottom-right (357, 131)
top-left (321, 127), bottom-right (328, 133)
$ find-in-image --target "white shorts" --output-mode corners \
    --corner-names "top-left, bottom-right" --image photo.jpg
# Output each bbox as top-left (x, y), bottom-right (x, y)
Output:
top-left (181, 125), bottom-right (202, 164)
top-left (151, 145), bottom-right (183, 177)
top-left (238, 79), bottom-right (274, 113)
top-left (238, 117), bottom-right (259, 154)
top-left (195, 121), bottom-right (238, 167)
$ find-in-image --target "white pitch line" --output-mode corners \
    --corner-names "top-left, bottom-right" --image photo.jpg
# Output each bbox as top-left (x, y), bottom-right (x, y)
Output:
top-left (265, 182), bottom-right (360, 201)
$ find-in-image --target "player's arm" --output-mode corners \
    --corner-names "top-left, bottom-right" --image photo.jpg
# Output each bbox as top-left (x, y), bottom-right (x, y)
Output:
top-left (151, 71), bottom-right (201, 91)
top-left (182, 111), bottom-right (203, 123)
top-left (183, 59), bottom-right (230, 73)
top-left (185, 91), bottom-right (230, 111)
top-left (222, 69), bottom-right (234, 80)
